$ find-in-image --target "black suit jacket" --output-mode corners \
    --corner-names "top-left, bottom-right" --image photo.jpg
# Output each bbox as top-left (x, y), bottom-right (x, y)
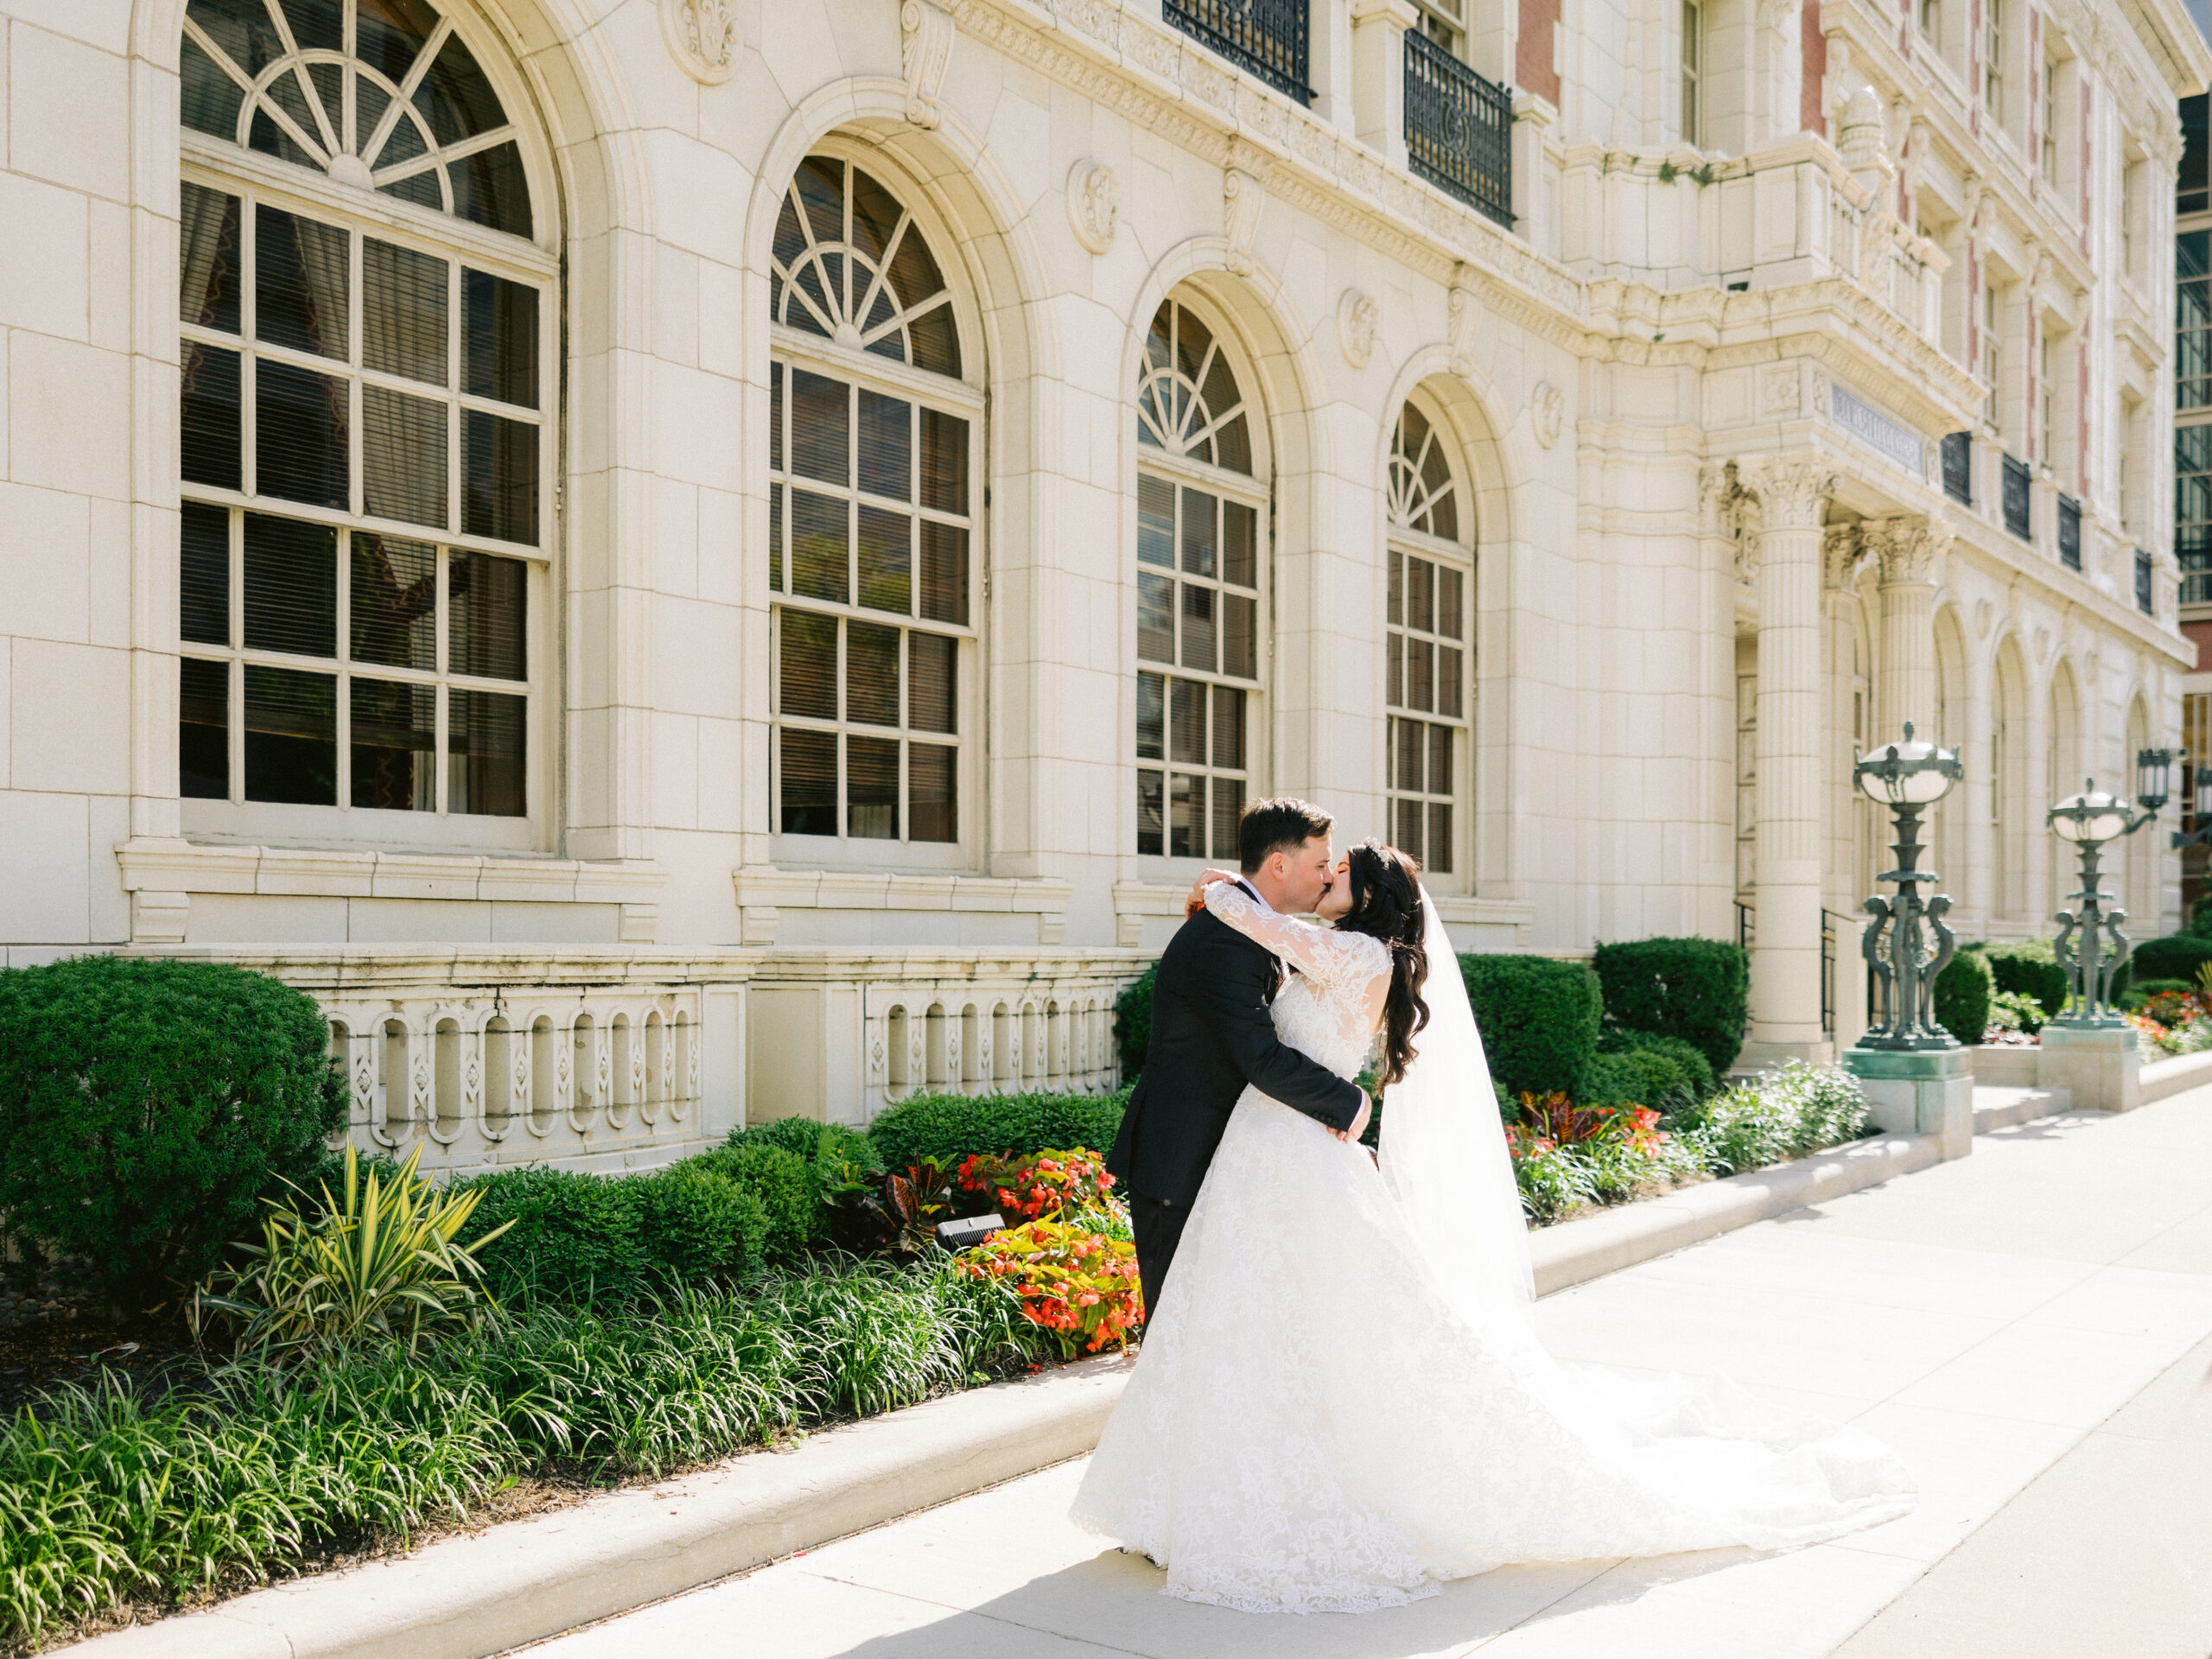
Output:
top-left (1108, 893), bottom-right (1364, 1209)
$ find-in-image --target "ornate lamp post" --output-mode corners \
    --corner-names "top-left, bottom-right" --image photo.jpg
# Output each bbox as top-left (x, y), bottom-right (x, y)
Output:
top-left (2047, 780), bottom-right (2156, 1027)
top-left (1853, 721), bottom-right (1966, 1049)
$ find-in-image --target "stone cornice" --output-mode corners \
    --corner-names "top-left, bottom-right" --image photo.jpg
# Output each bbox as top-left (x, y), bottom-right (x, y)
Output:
top-left (117, 944), bottom-right (756, 988)
top-left (734, 866), bottom-right (1075, 947)
top-left (116, 840), bottom-right (667, 904)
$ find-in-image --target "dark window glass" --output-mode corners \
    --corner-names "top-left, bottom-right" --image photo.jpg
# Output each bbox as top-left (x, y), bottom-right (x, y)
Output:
top-left (769, 360), bottom-right (784, 473)
top-left (243, 512), bottom-right (336, 657)
top-left (1223, 593), bottom-right (1256, 680)
top-left (462, 410), bottom-right (537, 543)
top-left (1223, 500), bottom-right (1256, 588)
top-left (255, 358), bottom-right (349, 508)
top-left (1136, 671), bottom-right (1165, 760)
top-left (1170, 677), bottom-right (1205, 765)
top-left (790, 370), bottom-right (849, 485)
top-left (243, 663), bottom-right (336, 803)
top-left (255, 207), bottom-right (350, 360)
top-left (355, 0), bottom-right (439, 84)
top-left (2182, 95), bottom-right (2209, 212)
top-left (363, 385), bottom-right (449, 528)
top-left (1137, 767), bottom-right (1164, 855)
top-left (181, 345), bottom-right (243, 490)
top-left (448, 687), bottom-right (526, 815)
top-left (181, 183), bottom-right (242, 332)
top-left (848, 734), bottom-right (899, 838)
top-left (448, 550), bottom-right (527, 680)
top-left (769, 481), bottom-right (785, 593)
top-left (1429, 802), bottom-right (1453, 874)
top-left (1170, 772), bottom-right (1203, 858)
top-left (910, 631), bottom-right (956, 734)
top-left (779, 727), bottom-right (836, 834)
top-left (413, 30), bottom-right (504, 143)
top-left (365, 239), bottom-right (448, 385)
top-left (790, 490), bottom-right (849, 603)
top-left (1138, 474), bottom-right (1175, 568)
top-left (349, 531), bottom-right (437, 670)
top-left (778, 609), bottom-right (839, 721)
top-left (179, 656), bottom-right (230, 798)
top-left (181, 35), bottom-right (246, 141)
top-left (1211, 686), bottom-right (1244, 771)
top-left (449, 140), bottom-right (532, 239)
top-left (920, 408), bottom-right (968, 512)
top-left (847, 620), bottom-right (901, 727)
top-left (463, 269), bottom-right (537, 406)
top-left (858, 505), bottom-right (912, 613)
top-left (858, 391), bottom-right (912, 500)
top-left (1179, 583), bottom-right (1217, 673)
top-left (1137, 572), bottom-right (1175, 664)
top-left (1180, 489), bottom-right (1216, 578)
top-left (350, 676), bottom-right (435, 810)
top-left (919, 521), bottom-right (967, 626)
top-left (910, 742), bottom-right (956, 842)
top-left (1210, 772), bottom-right (1242, 863)
top-left (181, 501), bottom-right (232, 645)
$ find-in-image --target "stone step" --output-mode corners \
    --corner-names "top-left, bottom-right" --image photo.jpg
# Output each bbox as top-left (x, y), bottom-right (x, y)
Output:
top-left (1972, 1084), bottom-right (2071, 1132)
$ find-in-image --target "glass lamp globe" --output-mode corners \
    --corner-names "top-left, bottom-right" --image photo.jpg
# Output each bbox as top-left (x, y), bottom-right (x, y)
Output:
top-left (2049, 781), bottom-right (2133, 845)
top-left (1854, 721), bottom-right (1963, 807)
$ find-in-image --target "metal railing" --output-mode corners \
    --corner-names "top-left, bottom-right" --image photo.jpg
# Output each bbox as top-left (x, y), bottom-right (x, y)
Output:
top-left (1404, 29), bottom-right (1513, 228)
top-left (2057, 493), bottom-right (2082, 569)
top-left (1821, 910), bottom-right (1837, 1041)
top-left (2002, 453), bottom-right (2032, 541)
top-left (1164, 0), bottom-right (1311, 105)
top-left (1940, 431), bottom-right (1972, 505)
top-left (2137, 547), bottom-right (2155, 614)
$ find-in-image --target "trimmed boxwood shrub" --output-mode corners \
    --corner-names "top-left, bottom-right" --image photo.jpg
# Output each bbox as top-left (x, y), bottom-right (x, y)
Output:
top-left (1459, 955), bottom-right (1601, 1102)
top-left (2124, 935), bottom-right (2212, 994)
top-left (683, 1143), bottom-right (815, 1256)
top-left (458, 1162), bottom-right (769, 1302)
top-left (0, 956), bottom-right (347, 1306)
top-left (1115, 964), bottom-right (1156, 1079)
top-left (1971, 938), bottom-right (2073, 1018)
top-left (730, 1115), bottom-right (881, 1178)
top-left (1591, 937), bottom-right (1750, 1079)
top-left (1933, 949), bottom-right (1993, 1046)
top-left (1594, 1027), bottom-right (1717, 1099)
top-left (631, 1166), bottom-right (767, 1283)
top-left (1580, 1049), bottom-right (1697, 1116)
top-left (2190, 897), bottom-right (2212, 938)
top-left (867, 1087), bottom-right (1130, 1172)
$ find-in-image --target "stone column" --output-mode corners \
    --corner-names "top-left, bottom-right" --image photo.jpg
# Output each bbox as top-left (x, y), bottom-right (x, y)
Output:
top-left (1350, 0), bottom-right (1419, 170)
top-left (1866, 512), bottom-right (1954, 746)
top-left (1822, 524), bottom-right (1870, 1050)
top-left (1738, 454), bottom-right (1838, 1063)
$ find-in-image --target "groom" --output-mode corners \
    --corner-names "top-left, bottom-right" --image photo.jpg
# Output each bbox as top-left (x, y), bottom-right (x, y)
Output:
top-left (1109, 798), bottom-right (1372, 1325)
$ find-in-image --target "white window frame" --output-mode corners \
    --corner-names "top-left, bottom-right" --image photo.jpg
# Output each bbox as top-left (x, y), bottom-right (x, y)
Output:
top-left (1384, 396), bottom-right (1475, 892)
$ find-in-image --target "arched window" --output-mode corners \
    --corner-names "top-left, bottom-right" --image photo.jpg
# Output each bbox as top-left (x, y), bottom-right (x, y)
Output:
top-left (1135, 298), bottom-right (1262, 860)
top-left (769, 155), bottom-right (975, 850)
top-left (176, 0), bottom-right (550, 840)
top-left (1384, 399), bottom-right (1470, 876)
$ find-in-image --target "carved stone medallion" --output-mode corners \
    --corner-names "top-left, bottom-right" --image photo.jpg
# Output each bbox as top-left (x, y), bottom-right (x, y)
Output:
top-left (659, 0), bottom-right (739, 85)
top-left (1066, 159), bottom-right (1120, 255)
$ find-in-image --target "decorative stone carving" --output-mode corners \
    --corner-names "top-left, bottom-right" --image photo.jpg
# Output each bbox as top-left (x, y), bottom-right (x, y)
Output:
top-left (1447, 263), bottom-right (1481, 378)
top-left (900, 0), bottom-right (955, 130)
top-left (658, 0), bottom-right (740, 84)
top-left (1759, 364), bottom-right (1802, 416)
top-left (1065, 159), bottom-right (1120, 254)
top-left (1733, 454), bottom-right (1838, 529)
top-left (1866, 512), bottom-right (1955, 588)
top-left (1337, 289), bottom-right (1378, 369)
top-left (1530, 379), bottom-right (1565, 448)
top-left (1223, 139), bottom-right (1269, 276)
top-left (1821, 523), bottom-right (1867, 590)
top-left (1974, 598), bottom-right (1993, 638)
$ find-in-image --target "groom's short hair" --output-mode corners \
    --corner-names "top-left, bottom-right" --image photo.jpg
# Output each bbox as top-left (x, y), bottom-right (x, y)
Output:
top-left (1239, 798), bottom-right (1333, 874)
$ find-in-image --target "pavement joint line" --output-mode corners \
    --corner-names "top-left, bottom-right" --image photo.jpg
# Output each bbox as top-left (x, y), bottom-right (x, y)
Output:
top-left (1459, 1557), bottom-right (1624, 1652)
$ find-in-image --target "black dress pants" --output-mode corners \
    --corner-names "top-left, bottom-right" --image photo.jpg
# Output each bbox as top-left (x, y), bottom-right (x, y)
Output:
top-left (1126, 1189), bottom-right (1189, 1331)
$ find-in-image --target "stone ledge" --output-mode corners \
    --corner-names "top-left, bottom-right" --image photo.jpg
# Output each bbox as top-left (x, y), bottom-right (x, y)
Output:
top-left (735, 868), bottom-right (1074, 946)
top-left (2142, 1049), bottom-right (2212, 1103)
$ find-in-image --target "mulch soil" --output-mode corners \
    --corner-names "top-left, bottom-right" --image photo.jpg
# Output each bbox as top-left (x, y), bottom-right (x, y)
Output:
top-left (0, 1269), bottom-right (198, 1418)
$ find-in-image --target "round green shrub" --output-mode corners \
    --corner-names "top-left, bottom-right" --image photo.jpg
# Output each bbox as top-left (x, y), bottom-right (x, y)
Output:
top-left (2125, 935), bottom-right (2212, 995)
top-left (1595, 1027), bottom-right (1717, 1098)
top-left (1971, 938), bottom-right (2075, 1018)
top-left (731, 1116), bottom-right (881, 1177)
top-left (1579, 1049), bottom-right (1696, 1116)
top-left (2190, 897), bottom-right (2212, 938)
top-left (684, 1143), bottom-right (815, 1256)
top-left (632, 1166), bottom-right (766, 1283)
top-left (1114, 964), bottom-right (1157, 1079)
top-left (1987, 988), bottom-right (2049, 1033)
top-left (1459, 956), bottom-right (1601, 1101)
top-left (1932, 949), bottom-right (1993, 1046)
top-left (0, 956), bottom-right (346, 1306)
top-left (457, 1166), bottom-right (644, 1303)
top-left (867, 1086), bottom-right (1129, 1172)
top-left (1590, 937), bottom-right (1750, 1079)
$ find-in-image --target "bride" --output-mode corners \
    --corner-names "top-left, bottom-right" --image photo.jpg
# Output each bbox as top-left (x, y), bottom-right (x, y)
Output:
top-left (1071, 840), bottom-right (1915, 1614)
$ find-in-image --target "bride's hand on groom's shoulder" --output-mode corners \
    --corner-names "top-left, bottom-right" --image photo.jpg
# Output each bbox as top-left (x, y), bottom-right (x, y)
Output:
top-left (1183, 867), bottom-right (1243, 918)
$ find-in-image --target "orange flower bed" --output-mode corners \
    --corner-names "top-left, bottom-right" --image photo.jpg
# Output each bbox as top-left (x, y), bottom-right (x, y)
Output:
top-left (956, 1217), bottom-right (1142, 1357)
top-left (954, 1147), bottom-right (1116, 1224)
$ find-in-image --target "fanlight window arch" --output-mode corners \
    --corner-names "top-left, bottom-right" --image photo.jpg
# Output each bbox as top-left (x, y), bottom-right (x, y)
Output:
top-left (1136, 301), bottom-right (1253, 474)
top-left (771, 156), bottom-right (962, 378)
top-left (181, 0), bottom-right (533, 239)
top-left (1384, 399), bottom-right (1471, 879)
top-left (1389, 402), bottom-right (1460, 542)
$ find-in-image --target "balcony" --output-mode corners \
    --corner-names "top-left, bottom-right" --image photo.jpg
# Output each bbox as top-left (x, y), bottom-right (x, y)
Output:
top-left (1941, 431), bottom-right (1972, 505)
top-left (2002, 454), bottom-right (2032, 541)
top-left (2057, 493), bottom-right (2082, 570)
top-left (1404, 29), bottom-right (1513, 229)
top-left (1165, 0), bottom-right (1310, 105)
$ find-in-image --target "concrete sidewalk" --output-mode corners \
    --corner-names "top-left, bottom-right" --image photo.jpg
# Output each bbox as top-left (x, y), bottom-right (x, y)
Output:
top-left (518, 1089), bottom-right (2212, 1659)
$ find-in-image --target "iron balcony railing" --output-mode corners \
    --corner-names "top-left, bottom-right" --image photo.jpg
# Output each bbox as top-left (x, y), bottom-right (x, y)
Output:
top-left (2137, 547), bottom-right (2155, 614)
top-left (1164, 0), bottom-right (1311, 105)
top-left (1940, 431), bottom-right (1972, 505)
top-left (2057, 493), bottom-right (2082, 569)
top-left (2002, 453), bottom-right (2032, 541)
top-left (1404, 29), bottom-right (1514, 228)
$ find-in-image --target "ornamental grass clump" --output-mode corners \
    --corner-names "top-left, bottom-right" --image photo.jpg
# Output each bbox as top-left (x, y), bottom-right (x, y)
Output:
top-left (957, 1217), bottom-right (1141, 1357)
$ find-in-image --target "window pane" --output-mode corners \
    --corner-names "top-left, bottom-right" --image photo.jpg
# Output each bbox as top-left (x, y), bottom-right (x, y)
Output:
top-left (1179, 584), bottom-right (1217, 673)
top-left (1137, 767), bottom-right (1164, 855)
top-left (770, 361), bottom-right (784, 474)
top-left (1211, 685), bottom-right (1244, 771)
top-left (919, 521), bottom-right (968, 625)
top-left (181, 35), bottom-right (246, 141)
top-left (243, 512), bottom-right (335, 656)
top-left (255, 359), bottom-right (349, 508)
top-left (1215, 412), bottom-right (1250, 474)
top-left (1438, 565), bottom-right (1464, 640)
top-left (857, 505), bottom-right (912, 614)
top-left (910, 630), bottom-right (956, 734)
top-left (1437, 645), bottom-right (1464, 719)
top-left (181, 500), bottom-right (232, 645)
top-left (255, 207), bottom-right (350, 361)
top-left (1170, 677), bottom-right (1205, 765)
top-left (857, 390), bottom-right (912, 501)
top-left (1137, 572), bottom-right (1174, 664)
top-left (1428, 802), bottom-right (1453, 874)
top-left (1429, 723), bottom-right (1453, 795)
top-left (791, 490), bottom-right (849, 603)
top-left (1170, 772), bottom-right (1203, 858)
top-left (1408, 556), bottom-right (1434, 632)
top-left (769, 481), bottom-right (785, 593)
top-left (364, 238), bottom-right (448, 386)
top-left (1210, 772), bottom-right (1242, 862)
top-left (1386, 715), bottom-right (1399, 789)
top-left (790, 369), bottom-right (849, 485)
top-left (1387, 632), bottom-right (1402, 707)
top-left (462, 410), bottom-right (537, 543)
top-left (1138, 474), bottom-right (1175, 568)
top-left (778, 608), bottom-right (838, 720)
top-left (1395, 796), bottom-right (1424, 862)
top-left (848, 735), bottom-right (899, 838)
top-left (180, 656), bottom-right (230, 799)
top-left (363, 385), bottom-right (448, 529)
top-left (449, 139), bottom-right (533, 239)
top-left (1136, 671), bottom-right (1165, 760)
top-left (461, 268), bottom-right (537, 407)
top-left (1395, 716), bottom-right (1425, 793)
top-left (181, 183), bottom-right (242, 332)
top-left (1180, 488), bottom-right (1217, 578)
top-left (1223, 501), bottom-right (1256, 588)
top-left (919, 408), bottom-right (968, 513)
top-left (909, 741), bottom-right (957, 842)
top-left (1388, 550), bottom-right (1403, 626)
top-left (243, 663), bottom-right (336, 804)
top-left (350, 676), bottom-right (435, 810)
top-left (181, 344), bottom-right (243, 489)
top-left (1223, 593), bottom-right (1256, 680)
top-left (449, 687), bottom-right (526, 816)
top-left (412, 29), bottom-right (504, 142)
top-left (1408, 638), bottom-right (1434, 712)
top-left (847, 620), bottom-right (900, 727)
top-left (779, 727), bottom-right (836, 835)
top-left (449, 550), bottom-right (527, 680)
top-left (349, 531), bottom-right (435, 669)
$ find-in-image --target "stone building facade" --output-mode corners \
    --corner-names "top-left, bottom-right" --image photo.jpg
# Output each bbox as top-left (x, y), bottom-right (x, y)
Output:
top-left (0, 0), bottom-right (2202, 1169)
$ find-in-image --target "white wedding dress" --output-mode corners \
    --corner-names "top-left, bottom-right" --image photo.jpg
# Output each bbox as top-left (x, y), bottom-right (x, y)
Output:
top-left (1071, 882), bottom-right (1915, 1614)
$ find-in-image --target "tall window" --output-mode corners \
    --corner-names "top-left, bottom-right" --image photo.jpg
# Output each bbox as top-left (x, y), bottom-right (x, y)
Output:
top-left (2182, 231), bottom-right (2211, 411)
top-left (1983, 283), bottom-right (2002, 427)
top-left (1919, 0), bottom-right (1940, 45)
top-left (179, 0), bottom-right (546, 830)
top-left (2038, 332), bottom-right (2055, 462)
top-left (2179, 424), bottom-right (2212, 603)
top-left (1984, 0), bottom-right (2004, 122)
top-left (1413, 0), bottom-right (1465, 55)
top-left (1681, 0), bottom-right (1703, 146)
top-left (1384, 402), bottom-right (1471, 878)
top-left (770, 156), bottom-right (974, 849)
top-left (2040, 56), bottom-right (2059, 182)
top-left (1135, 299), bottom-right (1262, 861)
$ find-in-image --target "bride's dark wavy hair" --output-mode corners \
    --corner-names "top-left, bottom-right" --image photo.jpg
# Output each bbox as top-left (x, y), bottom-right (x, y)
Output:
top-left (1338, 840), bottom-right (1431, 1089)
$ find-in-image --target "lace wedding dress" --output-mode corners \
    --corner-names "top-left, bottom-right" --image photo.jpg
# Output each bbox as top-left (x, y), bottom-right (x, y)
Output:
top-left (1070, 883), bottom-right (1915, 1615)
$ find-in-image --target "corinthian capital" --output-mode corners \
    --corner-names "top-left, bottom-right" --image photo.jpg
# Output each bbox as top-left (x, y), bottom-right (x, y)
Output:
top-left (1732, 454), bottom-right (1838, 531)
top-left (1821, 524), bottom-right (1867, 590)
top-left (1865, 512), bottom-right (1955, 587)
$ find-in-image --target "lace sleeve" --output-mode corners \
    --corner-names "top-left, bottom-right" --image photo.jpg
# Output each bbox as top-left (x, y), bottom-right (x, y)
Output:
top-left (1201, 883), bottom-right (1389, 999)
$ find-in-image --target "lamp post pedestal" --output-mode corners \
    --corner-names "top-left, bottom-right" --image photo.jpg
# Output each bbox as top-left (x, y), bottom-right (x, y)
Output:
top-left (2036, 1025), bottom-right (2141, 1115)
top-left (1843, 1046), bottom-right (1974, 1160)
